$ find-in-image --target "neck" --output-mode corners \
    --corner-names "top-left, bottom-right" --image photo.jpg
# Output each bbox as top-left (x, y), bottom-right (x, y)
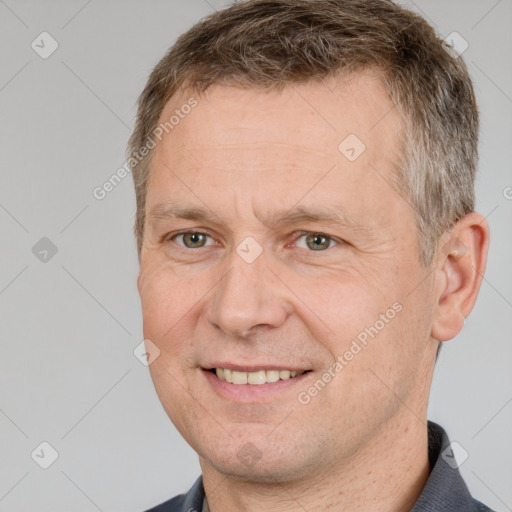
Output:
top-left (201, 413), bottom-right (431, 512)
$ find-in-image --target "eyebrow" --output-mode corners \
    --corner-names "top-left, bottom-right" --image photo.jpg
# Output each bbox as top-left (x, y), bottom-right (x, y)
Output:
top-left (148, 201), bottom-right (365, 231)
top-left (265, 205), bottom-right (362, 230)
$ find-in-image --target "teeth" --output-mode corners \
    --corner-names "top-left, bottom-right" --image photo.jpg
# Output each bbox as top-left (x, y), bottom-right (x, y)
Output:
top-left (266, 370), bottom-right (280, 383)
top-left (248, 370), bottom-right (266, 385)
top-left (232, 370), bottom-right (248, 385)
top-left (214, 368), bottom-right (305, 384)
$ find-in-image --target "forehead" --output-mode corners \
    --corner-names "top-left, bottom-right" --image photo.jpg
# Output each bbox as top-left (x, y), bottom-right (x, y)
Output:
top-left (146, 72), bottom-right (407, 232)
top-left (153, 71), bottom-right (402, 174)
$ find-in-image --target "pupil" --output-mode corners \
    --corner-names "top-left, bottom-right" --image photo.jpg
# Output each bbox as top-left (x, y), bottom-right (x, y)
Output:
top-left (308, 234), bottom-right (328, 250)
top-left (186, 233), bottom-right (204, 247)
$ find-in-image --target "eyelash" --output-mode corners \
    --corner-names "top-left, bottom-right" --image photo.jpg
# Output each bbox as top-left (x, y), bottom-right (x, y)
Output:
top-left (166, 230), bottom-right (341, 251)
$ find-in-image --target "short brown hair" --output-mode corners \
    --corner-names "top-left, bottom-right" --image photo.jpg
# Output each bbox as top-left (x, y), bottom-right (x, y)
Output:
top-left (127, 0), bottom-right (479, 265)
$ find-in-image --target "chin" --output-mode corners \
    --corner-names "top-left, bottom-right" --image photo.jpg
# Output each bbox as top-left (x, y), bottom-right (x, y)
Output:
top-left (197, 431), bottom-right (316, 484)
top-left (204, 454), bottom-right (309, 484)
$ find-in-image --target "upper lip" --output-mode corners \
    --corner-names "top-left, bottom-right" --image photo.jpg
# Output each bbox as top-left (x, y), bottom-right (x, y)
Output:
top-left (203, 363), bottom-right (311, 372)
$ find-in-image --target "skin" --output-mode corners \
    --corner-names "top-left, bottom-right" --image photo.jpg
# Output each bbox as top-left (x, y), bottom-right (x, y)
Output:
top-left (137, 71), bottom-right (489, 512)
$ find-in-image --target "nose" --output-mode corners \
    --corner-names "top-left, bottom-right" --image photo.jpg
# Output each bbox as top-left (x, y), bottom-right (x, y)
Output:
top-left (205, 250), bottom-right (290, 339)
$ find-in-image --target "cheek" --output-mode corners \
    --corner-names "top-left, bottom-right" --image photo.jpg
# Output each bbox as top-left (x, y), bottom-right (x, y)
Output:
top-left (299, 261), bottom-right (427, 393)
top-left (146, 362), bottom-right (196, 444)
top-left (138, 257), bottom-right (201, 334)
top-left (291, 269), bottom-right (399, 351)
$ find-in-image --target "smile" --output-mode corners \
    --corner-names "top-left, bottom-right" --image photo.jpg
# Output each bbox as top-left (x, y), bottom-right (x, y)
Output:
top-left (213, 368), bottom-right (307, 385)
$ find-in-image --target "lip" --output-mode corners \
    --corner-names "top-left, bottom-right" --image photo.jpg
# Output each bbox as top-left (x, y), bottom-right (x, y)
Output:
top-left (202, 368), bottom-right (312, 403)
top-left (203, 363), bottom-right (310, 372)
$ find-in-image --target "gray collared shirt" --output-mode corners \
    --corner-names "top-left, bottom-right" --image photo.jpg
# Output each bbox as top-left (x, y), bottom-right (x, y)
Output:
top-left (144, 421), bottom-right (495, 512)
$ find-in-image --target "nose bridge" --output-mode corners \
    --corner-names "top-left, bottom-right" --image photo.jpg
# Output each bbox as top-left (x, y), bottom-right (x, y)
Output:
top-left (206, 247), bottom-right (288, 337)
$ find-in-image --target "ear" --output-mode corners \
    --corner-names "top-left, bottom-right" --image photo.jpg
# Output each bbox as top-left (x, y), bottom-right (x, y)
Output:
top-left (431, 213), bottom-right (490, 342)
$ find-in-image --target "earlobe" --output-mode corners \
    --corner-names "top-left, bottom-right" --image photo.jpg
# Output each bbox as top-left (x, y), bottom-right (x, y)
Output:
top-left (430, 213), bottom-right (490, 342)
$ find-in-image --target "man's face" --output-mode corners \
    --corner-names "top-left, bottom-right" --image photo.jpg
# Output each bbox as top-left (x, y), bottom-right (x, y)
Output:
top-left (137, 72), bottom-right (439, 482)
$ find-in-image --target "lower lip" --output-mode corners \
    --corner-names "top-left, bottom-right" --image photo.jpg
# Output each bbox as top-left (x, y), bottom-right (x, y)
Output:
top-left (203, 370), bottom-right (311, 403)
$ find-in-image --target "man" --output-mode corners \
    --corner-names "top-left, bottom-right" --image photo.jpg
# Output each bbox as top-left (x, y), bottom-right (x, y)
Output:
top-left (128, 0), bottom-right (493, 510)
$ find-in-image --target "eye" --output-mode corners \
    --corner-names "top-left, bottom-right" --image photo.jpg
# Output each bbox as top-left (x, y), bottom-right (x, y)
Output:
top-left (170, 231), bottom-right (216, 249)
top-left (294, 232), bottom-right (338, 251)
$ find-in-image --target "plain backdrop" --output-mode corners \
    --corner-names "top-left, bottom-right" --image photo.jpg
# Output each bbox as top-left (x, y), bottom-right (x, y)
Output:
top-left (0, 1), bottom-right (511, 511)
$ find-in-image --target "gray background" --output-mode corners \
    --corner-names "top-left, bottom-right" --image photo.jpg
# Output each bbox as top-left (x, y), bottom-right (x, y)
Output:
top-left (0, 1), bottom-right (511, 511)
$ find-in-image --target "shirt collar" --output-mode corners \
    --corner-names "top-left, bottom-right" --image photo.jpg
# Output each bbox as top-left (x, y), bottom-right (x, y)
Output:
top-left (410, 420), bottom-right (486, 511)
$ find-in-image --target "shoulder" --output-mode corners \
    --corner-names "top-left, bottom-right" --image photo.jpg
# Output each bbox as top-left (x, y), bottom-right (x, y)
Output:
top-left (142, 476), bottom-right (204, 512)
top-left (411, 422), bottom-right (497, 512)
top-left (475, 500), bottom-right (496, 512)
top-left (143, 493), bottom-right (186, 512)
